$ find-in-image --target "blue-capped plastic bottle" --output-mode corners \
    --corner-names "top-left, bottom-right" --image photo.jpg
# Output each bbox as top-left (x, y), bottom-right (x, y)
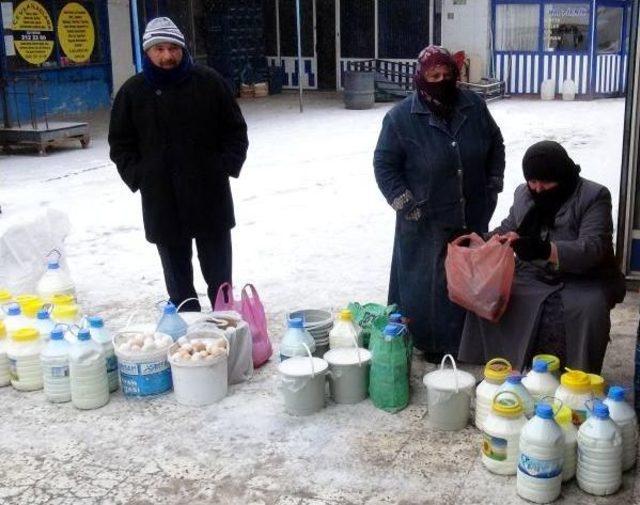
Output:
top-left (498, 375), bottom-right (535, 418)
top-left (156, 302), bottom-right (188, 342)
top-left (369, 324), bottom-right (409, 413)
top-left (88, 316), bottom-right (119, 393)
top-left (388, 312), bottom-right (413, 372)
top-left (41, 328), bottom-right (71, 403)
top-left (69, 329), bottom-right (109, 410)
top-left (603, 386), bottom-right (637, 472)
top-left (36, 256), bottom-right (76, 302)
top-left (279, 317), bottom-right (316, 361)
top-left (34, 309), bottom-right (56, 342)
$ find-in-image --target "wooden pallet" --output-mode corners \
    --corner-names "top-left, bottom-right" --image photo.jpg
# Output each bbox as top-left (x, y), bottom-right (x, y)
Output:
top-left (0, 121), bottom-right (90, 156)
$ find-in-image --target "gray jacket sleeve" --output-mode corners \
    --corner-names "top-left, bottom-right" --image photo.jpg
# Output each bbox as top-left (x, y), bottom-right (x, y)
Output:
top-left (555, 187), bottom-right (614, 274)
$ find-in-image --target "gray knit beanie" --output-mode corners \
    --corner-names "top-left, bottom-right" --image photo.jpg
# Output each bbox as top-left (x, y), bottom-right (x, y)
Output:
top-left (142, 17), bottom-right (186, 51)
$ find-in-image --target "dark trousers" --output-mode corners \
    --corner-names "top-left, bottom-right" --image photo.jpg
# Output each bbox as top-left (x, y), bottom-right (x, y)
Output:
top-left (156, 232), bottom-right (232, 312)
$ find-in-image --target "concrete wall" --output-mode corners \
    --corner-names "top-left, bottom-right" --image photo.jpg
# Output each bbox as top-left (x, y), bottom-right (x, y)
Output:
top-left (108, 0), bottom-right (136, 94)
top-left (440, 0), bottom-right (491, 82)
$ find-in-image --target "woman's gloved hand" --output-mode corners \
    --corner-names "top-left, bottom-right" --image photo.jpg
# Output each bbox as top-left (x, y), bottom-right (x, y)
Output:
top-left (512, 236), bottom-right (551, 261)
top-left (392, 190), bottom-right (422, 221)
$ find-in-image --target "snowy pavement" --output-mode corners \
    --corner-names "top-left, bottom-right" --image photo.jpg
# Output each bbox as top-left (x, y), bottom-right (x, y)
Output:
top-left (0, 93), bottom-right (638, 504)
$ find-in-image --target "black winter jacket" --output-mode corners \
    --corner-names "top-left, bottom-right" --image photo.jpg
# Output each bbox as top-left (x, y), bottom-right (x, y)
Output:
top-left (109, 64), bottom-right (248, 244)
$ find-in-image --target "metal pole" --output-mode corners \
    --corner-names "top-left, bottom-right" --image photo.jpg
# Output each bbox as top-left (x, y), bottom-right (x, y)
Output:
top-left (296, 0), bottom-right (304, 112)
top-left (131, 0), bottom-right (143, 72)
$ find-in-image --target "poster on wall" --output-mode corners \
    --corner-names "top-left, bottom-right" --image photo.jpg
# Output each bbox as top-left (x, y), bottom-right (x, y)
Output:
top-left (57, 1), bottom-right (96, 65)
top-left (10, 0), bottom-right (56, 67)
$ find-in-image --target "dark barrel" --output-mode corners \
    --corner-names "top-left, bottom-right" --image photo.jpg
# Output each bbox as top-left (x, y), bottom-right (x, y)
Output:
top-left (343, 71), bottom-right (375, 110)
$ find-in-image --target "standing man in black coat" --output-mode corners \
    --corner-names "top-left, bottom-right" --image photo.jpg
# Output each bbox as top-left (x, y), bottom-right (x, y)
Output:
top-left (109, 17), bottom-right (248, 311)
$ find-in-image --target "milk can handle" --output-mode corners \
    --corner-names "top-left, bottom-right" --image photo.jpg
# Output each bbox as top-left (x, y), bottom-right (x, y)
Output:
top-left (349, 331), bottom-right (362, 367)
top-left (439, 354), bottom-right (459, 393)
top-left (124, 309), bottom-right (146, 329)
top-left (46, 249), bottom-right (62, 262)
top-left (540, 395), bottom-right (564, 415)
top-left (301, 342), bottom-right (315, 377)
top-left (176, 297), bottom-right (202, 313)
top-left (493, 390), bottom-right (522, 408)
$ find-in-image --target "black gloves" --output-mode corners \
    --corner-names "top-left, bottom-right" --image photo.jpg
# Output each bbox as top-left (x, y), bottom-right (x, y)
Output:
top-left (512, 236), bottom-right (551, 261)
top-left (392, 190), bottom-right (422, 221)
top-left (448, 227), bottom-right (470, 245)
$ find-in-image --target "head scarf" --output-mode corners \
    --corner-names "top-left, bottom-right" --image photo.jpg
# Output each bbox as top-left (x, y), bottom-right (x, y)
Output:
top-left (414, 45), bottom-right (460, 118)
top-left (518, 141), bottom-right (582, 233)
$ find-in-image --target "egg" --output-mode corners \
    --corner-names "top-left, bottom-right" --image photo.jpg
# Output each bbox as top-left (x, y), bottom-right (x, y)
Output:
top-left (119, 342), bottom-right (131, 352)
top-left (181, 343), bottom-right (193, 353)
top-left (131, 335), bottom-right (144, 347)
top-left (214, 339), bottom-right (227, 349)
top-left (130, 344), bottom-right (142, 352)
top-left (143, 337), bottom-right (154, 346)
top-left (192, 342), bottom-right (206, 353)
top-left (191, 353), bottom-right (202, 361)
top-left (141, 341), bottom-right (156, 352)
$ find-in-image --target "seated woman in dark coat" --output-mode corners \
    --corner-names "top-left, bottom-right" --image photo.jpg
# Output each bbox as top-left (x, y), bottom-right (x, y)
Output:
top-left (458, 141), bottom-right (625, 373)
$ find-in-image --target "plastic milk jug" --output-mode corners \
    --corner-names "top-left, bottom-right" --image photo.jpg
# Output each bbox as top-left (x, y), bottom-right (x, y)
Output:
top-left (34, 309), bottom-right (56, 342)
top-left (7, 328), bottom-right (44, 391)
top-left (522, 360), bottom-right (560, 405)
top-left (88, 316), bottom-right (119, 393)
top-left (556, 370), bottom-right (593, 426)
top-left (532, 354), bottom-right (561, 378)
top-left (16, 294), bottom-right (43, 319)
top-left (576, 403), bottom-right (622, 496)
top-left (36, 257), bottom-right (76, 301)
top-left (0, 290), bottom-right (13, 320)
top-left (41, 328), bottom-right (71, 403)
top-left (554, 405), bottom-right (578, 482)
top-left (69, 328), bottom-right (109, 410)
top-left (498, 375), bottom-right (535, 418)
top-left (4, 304), bottom-right (30, 338)
top-left (475, 358), bottom-right (512, 430)
top-left (603, 386), bottom-right (637, 471)
top-left (329, 309), bottom-right (362, 349)
top-left (588, 373), bottom-right (606, 399)
top-left (0, 322), bottom-right (10, 387)
top-left (280, 317), bottom-right (316, 361)
top-left (517, 403), bottom-right (565, 504)
top-left (481, 391), bottom-right (527, 475)
top-left (156, 302), bottom-right (188, 342)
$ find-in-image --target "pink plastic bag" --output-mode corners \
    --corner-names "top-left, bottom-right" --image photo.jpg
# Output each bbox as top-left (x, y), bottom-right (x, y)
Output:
top-left (445, 233), bottom-right (515, 323)
top-left (213, 282), bottom-right (273, 368)
top-left (241, 284), bottom-right (272, 368)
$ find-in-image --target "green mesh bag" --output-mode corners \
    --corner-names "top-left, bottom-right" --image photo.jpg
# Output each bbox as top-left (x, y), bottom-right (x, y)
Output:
top-left (369, 333), bottom-right (409, 413)
top-left (348, 302), bottom-right (397, 349)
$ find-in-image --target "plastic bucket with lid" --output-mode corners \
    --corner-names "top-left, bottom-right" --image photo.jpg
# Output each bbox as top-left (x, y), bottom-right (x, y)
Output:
top-left (424, 354), bottom-right (476, 431)
top-left (168, 336), bottom-right (229, 406)
top-left (324, 346), bottom-right (372, 404)
top-left (278, 343), bottom-right (328, 415)
top-left (114, 326), bottom-right (174, 397)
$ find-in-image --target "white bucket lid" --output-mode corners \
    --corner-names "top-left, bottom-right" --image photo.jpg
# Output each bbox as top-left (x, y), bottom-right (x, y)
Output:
top-left (423, 355), bottom-right (475, 392)
top-left (278, 356), bottom-right (328, 377)
top-left (323, 347), bottom-right (372, 366)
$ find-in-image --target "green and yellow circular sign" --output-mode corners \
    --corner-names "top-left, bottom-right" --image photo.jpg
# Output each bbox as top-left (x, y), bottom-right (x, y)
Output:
top-left (57, 2), bottom-right (95, 63)
top-left (12, 0), bottom-right (55, 65)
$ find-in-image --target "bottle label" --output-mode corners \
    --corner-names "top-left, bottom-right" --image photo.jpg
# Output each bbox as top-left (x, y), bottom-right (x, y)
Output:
top-left (118, 359), bottom-right (172, 396)
top-left (50, 365), bottom-right (69, 378)
top-left (482, 432), bottom-right (508, 461)
top-left (8, 358), bottom-right (17, 381)
top-left (106, 354), bottom-right (118, 373)
top-left (571, 409), bottom-right (587, 426)
top-left (518, 453), bottom-right (562, 479)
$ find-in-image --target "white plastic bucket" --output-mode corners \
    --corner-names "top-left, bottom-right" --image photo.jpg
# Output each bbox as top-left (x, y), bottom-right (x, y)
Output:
top-left (114, 327), bottom-right (173, 397)
top-left (278, 343), bottom-right (328, 416)
top-left (324, 346), bottom-right (372, 404)
top-left (168, 336), bottom-right (229, 406)
top-left (423, 354), bottom-right (476, 431)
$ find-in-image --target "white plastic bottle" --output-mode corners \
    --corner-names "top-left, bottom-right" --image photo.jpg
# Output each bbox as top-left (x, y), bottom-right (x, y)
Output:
top-left (475, 358), bottom-right (512, 431)
top-left (41, 328), bottom-right (71, 403)
top-left (522, 360), bottom-right (560, 405)
top-left (7, 328), bottom-right (44, 391)
top-left (329, 309), bottom-right (362, 349)
top-left (36, 256), bottom-right (76, 301)
top-left (69, 328), bottom-right (109, 410)
top-left (481, 391), bottom-right (527, 475)
top-left (554, 405), bottom-right (578, 482)
top-left (3, 304), bottom-right (30, 338)
top-left (555, 369), bottom-right (593, 426)
top-left (532, 354), bottom-right (561, 379)
top-left (577, 402), bottom-right (622, 496)
top-left (34, 309), bottom-right (56, 341)
top-left (0, 321), bottom-right (10, 386)
top-left (497, 375), bottom-right (535, 418)
top-left (0, 290), bottom-right (13, 320)
top-left (603, 386), bottom-right (637, 472)
top-left (88, 316), bottom-right (119, 393)
top-left (279, 317), bottom-right (316, 361)
top-left (517, 403), bottom-right (565, 503)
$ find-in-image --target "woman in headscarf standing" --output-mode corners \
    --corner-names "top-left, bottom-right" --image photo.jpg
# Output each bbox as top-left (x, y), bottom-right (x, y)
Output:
top-left (458, 141), bottom-right (626, 373)
top-left (374, 46), bottom-right (505, 362)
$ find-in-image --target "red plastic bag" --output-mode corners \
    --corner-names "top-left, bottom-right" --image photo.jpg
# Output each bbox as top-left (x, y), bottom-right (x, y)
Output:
top-left (445, 233), bottom-right (515, 322)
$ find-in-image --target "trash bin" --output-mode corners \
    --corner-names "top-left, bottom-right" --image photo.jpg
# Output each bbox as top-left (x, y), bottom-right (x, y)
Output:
top-left (343, 71), bottom-right (375, 110)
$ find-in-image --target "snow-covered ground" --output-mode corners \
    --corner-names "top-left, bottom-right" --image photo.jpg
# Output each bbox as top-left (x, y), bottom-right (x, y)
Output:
top-left (0, 93), bottom-right (625, 325)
